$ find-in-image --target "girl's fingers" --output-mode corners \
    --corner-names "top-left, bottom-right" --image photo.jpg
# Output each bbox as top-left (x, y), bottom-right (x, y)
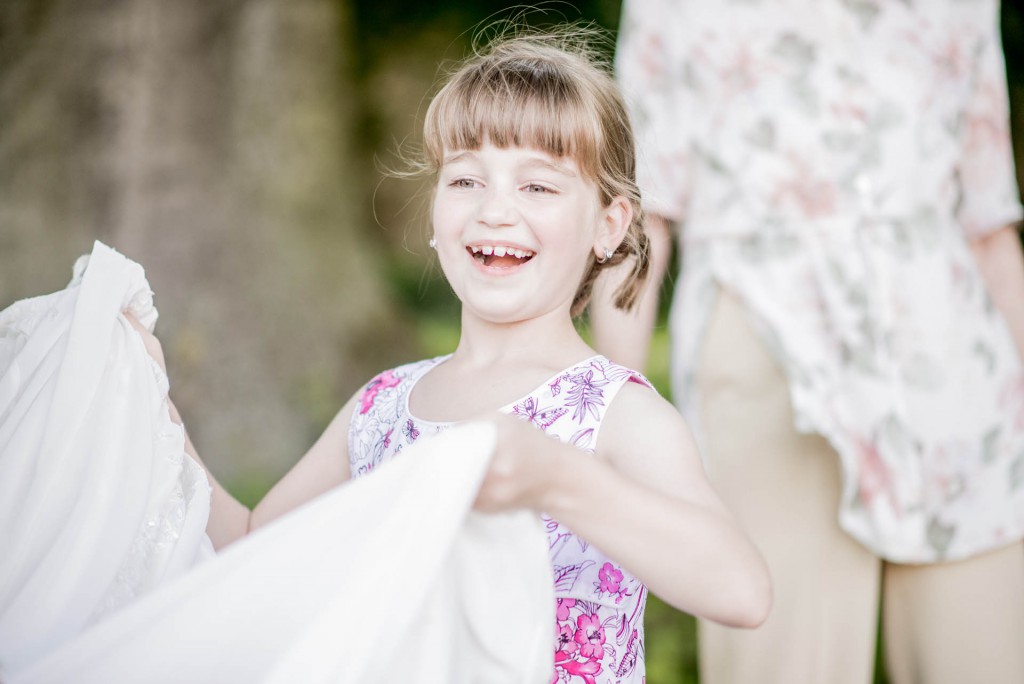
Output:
top-left (473, 415), bottom-right (553, 513)
top-left (122, 310), bottom-right (168, 372)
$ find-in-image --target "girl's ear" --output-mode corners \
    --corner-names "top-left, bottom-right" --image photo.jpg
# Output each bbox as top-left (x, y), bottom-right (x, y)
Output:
top-left (593, 195), bottom-right (633, 260)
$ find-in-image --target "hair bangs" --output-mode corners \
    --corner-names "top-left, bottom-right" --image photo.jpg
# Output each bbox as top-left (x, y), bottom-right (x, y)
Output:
top-left (424, 54), bottom-right (603, 179)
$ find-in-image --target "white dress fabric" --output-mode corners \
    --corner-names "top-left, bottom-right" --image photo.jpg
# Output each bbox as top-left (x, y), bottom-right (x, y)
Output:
top-left (0, 242), bottom-right (554, 683)
top-left (0, 241), bottom-right (214, 672)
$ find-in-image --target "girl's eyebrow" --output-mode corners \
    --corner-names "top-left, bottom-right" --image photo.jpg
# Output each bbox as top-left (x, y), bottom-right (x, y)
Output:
top-left (443, 151), bottom-right (474, 165)
top-left (440, 150), bottom-right (577, 178)
top-left (521, 157), bottom-right (578, 178)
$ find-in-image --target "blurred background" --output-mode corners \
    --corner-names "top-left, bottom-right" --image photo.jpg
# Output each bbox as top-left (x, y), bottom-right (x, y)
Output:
top-left (1, 1), bottom-right (1022, 681)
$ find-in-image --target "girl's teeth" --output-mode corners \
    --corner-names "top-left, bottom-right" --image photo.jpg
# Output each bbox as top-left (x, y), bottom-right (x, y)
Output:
top-left (467, 245), bottom-right (535, 259)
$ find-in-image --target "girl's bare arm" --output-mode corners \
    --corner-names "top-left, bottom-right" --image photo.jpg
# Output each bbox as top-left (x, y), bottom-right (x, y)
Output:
top-left (475, 383), bottom-right (772, 628)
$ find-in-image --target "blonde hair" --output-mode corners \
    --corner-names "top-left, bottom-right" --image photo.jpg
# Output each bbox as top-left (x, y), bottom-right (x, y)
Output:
top-left (421, 29), bottom-right (650, 317)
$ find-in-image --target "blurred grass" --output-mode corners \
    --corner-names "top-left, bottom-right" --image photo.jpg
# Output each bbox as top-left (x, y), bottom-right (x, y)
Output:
top-left (646, 595), bottom-right (700, 684)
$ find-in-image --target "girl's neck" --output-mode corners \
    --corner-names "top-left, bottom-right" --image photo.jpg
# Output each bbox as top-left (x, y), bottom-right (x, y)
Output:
top-left (452, 306), bottom-right (593, 372)
top-left (405, 305), bottom-right (597, 424)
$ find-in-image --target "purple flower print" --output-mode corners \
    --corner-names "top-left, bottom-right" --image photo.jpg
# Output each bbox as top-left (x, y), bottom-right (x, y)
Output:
top-left (615, 629), bottom-right (641, 677)
top-left (513, 396), bottom-right (568, 430)
top-left (402, 418), bottom-right (420, 443)
top-left (574, 613), bottom-right (606, 660)
top-left (552, 561), bottom-right (594, 593)
top-left (565, 370), bottom-right (608, 424)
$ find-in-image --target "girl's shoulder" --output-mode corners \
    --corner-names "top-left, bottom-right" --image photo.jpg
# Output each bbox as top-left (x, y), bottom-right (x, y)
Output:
top-left (596, 363), bottom-right (698, 467)
top-left (585, 356), bottom-right (664, 427)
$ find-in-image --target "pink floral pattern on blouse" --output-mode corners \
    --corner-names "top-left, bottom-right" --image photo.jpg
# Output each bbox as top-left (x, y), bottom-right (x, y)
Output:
top-left (617, 0), bottom-right (1024, 562)
top-left (349, 355), bottom-right (652, 683)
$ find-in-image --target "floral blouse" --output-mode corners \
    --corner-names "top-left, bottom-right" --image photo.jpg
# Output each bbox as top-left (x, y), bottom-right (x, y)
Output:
top-left (617, 0), bottom-right (1024, 562)
top-left (348, 355), bottom-right (652, 683)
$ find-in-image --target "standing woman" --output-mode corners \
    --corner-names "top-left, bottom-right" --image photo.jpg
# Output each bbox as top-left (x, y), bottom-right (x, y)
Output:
top-left (597, 1), bottom-right (1024, 683)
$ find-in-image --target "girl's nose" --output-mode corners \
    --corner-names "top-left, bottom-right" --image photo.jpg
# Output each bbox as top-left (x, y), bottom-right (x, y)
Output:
top-left (477, 187), bottom-right (518, 227)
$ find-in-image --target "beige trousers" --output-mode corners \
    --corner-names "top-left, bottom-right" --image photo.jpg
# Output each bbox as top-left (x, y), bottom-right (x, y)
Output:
top-left (696, 290), bottom-right (1024, 684)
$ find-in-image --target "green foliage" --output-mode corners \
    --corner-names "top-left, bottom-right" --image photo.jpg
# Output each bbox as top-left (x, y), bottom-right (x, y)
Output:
top-left (228, 470), bottom-right (278, 510)
top-left (645, 596), bottom-right (700, 684)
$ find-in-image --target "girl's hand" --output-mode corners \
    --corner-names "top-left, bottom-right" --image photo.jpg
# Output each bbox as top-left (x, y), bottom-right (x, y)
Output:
top-left (123, 311), bottom-right (168, 375)
top-left (473, 414), bottom-right (560, 514)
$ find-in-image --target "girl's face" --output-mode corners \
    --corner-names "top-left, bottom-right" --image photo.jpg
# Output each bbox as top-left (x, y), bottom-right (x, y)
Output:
top-left (432, 142), bottom-right (616, 326)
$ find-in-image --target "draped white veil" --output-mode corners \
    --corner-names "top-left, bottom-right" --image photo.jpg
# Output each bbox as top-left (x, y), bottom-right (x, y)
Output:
top-left (0, 242), bottom-right (554, 683)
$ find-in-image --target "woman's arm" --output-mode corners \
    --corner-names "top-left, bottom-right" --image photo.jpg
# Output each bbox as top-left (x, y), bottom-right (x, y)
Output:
top-left (589, 214), bottom-right (673, 372)
top-left (475, 384), bottom-right (772, 628)
top-left (969, 223), bottom-right (1024, 359)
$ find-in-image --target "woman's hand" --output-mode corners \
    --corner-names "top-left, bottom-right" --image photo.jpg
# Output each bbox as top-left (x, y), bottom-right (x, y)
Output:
top-left (473, 414), bottom-right (562, 514)
top-left (122, 310), bottom-right (167, 375)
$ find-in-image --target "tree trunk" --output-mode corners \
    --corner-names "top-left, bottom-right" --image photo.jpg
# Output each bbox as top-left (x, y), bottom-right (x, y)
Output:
top-left (0, 0), bottom-right (410, 489)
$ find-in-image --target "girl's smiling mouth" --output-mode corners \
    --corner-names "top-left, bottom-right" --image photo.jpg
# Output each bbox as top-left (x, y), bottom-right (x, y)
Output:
top-left (467, 244), bottom-right (536, 268)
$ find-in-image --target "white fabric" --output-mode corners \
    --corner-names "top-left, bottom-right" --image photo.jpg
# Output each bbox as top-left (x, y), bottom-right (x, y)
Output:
top-left (0, 241), bottom-right (214, 672)
top-left (0, 241), bottom-right (555, 683)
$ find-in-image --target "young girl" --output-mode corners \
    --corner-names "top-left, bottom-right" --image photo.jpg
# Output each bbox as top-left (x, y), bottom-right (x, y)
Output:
top-left (140, 31), bottom-right (771, 682)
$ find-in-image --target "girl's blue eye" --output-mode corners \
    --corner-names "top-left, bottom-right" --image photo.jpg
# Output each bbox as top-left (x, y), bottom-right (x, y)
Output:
top-left (525, 184), bottom-right (552, 193)
top-left (451, 178), bottom-right (475, 188)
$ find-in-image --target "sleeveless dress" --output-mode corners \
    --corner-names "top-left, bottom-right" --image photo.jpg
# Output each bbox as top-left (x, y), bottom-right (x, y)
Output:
top-left (349, 354), bottom-right (653, 684)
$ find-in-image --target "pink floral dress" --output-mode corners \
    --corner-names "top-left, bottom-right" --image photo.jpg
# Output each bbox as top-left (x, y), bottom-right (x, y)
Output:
top-left (348, 355), bottom-right (652, 684)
